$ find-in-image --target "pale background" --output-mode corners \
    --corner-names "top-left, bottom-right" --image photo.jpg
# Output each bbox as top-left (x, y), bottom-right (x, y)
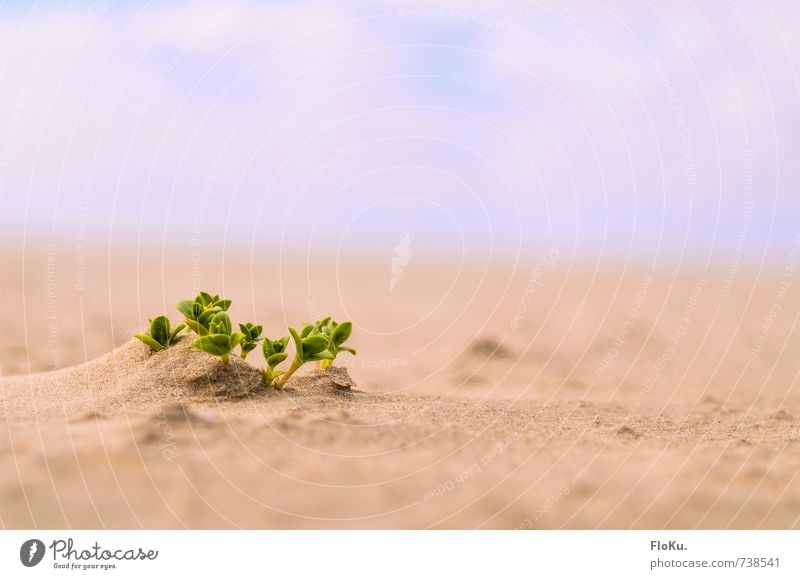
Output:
top-left (1, 1), bottom-right (798, 265)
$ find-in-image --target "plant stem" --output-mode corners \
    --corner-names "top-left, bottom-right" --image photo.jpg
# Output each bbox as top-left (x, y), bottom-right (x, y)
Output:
top-left (277, 358), bottom-right (302, 387)
top-left (221, 354), bottom-right (229, 364)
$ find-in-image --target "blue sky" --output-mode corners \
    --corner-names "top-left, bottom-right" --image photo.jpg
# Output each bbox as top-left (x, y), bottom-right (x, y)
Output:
top-left (0, 1), bottom-right (798, 266)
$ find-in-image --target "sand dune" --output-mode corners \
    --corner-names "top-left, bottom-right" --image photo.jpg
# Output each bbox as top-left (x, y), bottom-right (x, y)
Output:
top-left (1, 246), bottom-right (799, 528)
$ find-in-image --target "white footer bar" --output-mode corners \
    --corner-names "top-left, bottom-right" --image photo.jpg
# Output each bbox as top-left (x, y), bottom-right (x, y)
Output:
top-left (1, 531), bottom-right (797, 578)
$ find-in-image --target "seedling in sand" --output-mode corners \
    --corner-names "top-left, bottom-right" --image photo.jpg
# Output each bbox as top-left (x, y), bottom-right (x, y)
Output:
top-left (274, 318), bottom-right (356, 387)
top-left (261, 335), bottom-right (290, 387)
top-left (176, 292), bottom-right (232, 335)
top-left (139, 293), bottom-right (357, 384)
top-left (313, 318), bottom-right (356, 368)
top-left (191, 311), bottom-right (245, 364)
top-left (134, 316), bottom-right (185, 352)
top-left (238, 322), bottom-right (264, 360)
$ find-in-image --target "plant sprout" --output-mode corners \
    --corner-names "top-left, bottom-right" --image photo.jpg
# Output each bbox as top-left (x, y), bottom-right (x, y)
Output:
top-left (313, 318), bottom-right (356, 368)
top-left (274, 318), bottom-right (356, 387)
top-left (191, 311), bottom-right (245, 364)
top-left (134, 316), bottom-right (185, 352)
top-left (260, 335), bottom-right (289, 387)
top-left (238, 322), bottom-right (263, 360)
top-left (176, 292), bottom-right (232, 335)
top-left (141, 293), bottom-right (357, 384)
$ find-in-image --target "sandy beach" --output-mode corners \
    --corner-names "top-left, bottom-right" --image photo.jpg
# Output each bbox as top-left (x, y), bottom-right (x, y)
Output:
top-left (1, 242), bottom-right (798, 529)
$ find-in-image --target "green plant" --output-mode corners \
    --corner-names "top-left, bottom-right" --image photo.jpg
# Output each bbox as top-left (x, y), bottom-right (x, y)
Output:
top-left (238, 322), bottom-right (263, 360)
top-left (313, 318), bottom-right (356, 368)
top-left (176, 292), bottom-right (232, 335)
top-left (142, 292), bottom-right (358, 383)
top-left (274, 318), bottom-right (356, 387)
top-left (260, 335), bottom-right (290, 387)
top-left (191, 311), bottom-right (245, 364)
top-left (134, 316), bottom-right (185, 352)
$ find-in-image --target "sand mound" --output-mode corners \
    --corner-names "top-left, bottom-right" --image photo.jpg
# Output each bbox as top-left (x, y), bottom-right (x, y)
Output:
top-left (1, 335), bottom-right (799, 529)
top-left (0, 337), bottom-right (355, 422)
top-left (2, 253), bottom-right (798, 528)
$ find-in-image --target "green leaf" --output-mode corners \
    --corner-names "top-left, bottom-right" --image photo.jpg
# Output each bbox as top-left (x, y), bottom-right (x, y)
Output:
top-left (240, 323), bottom-right (263, 341)
top-left (209, 312), bottom-right (233, 335)
top-left (267, 352), bottom-right (288, 367)
top-left (307, 350), bottom-right (335, 362)
top-left (134, 334), bottom-right (164, 352)
top-left (193, 334), bottom-right (232, 357)
top-left (150, 316), bottom-right (170, 346)
top-left (288, 327), bottom-right (303, 360)
top-left (331, 321), bottom-right (352, 346)
top-left (197, 309), bottom-right (218, 328)
top-left (185, 319), bottom-right (201, 334)
top-left (338, 346), bottom-right (357, 356)
top-left (240, 339), bottom-right (258, 360)
top-left (300, 324), bottom-right (314, 338)
top-left (302, 335), bottom-right (328, 356)
top-left (176, 300), bottom-right (196, 319)
top-left (230, 332), bottom-right (245, 349)
top-left (217, 299), bottom-right (232, 311)
top-left (170, 324), bottom-right (186, 342)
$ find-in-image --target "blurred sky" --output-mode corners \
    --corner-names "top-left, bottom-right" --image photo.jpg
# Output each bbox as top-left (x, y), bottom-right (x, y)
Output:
top-left (0, 0), bottom-right (798, 266)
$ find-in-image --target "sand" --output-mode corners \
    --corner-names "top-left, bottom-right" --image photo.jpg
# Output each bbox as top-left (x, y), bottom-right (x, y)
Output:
top-left (0, 243), bottom-right (799, 529)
